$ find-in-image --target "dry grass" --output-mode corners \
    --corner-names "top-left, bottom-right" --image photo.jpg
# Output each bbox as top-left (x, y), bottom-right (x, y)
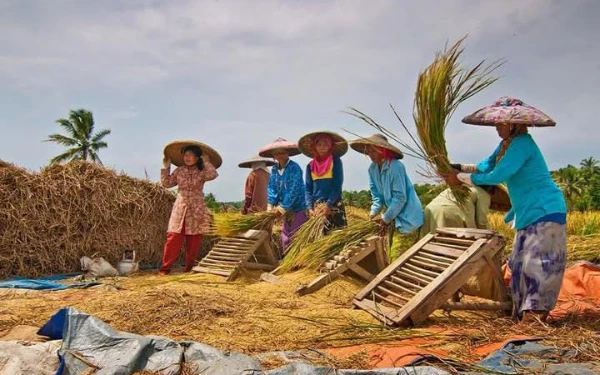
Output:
top-left (488, 211), bottom-right (600, 263)
top-left (210, 211), bottom-right (277, 237)
top-left (0, 160), bottom-right (176, 279)
top-left (1, 271), bottom-right (598, 370)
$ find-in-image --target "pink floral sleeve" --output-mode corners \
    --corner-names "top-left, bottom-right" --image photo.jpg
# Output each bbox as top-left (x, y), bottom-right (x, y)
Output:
top-left (161, 167), bottom-right (179, 188)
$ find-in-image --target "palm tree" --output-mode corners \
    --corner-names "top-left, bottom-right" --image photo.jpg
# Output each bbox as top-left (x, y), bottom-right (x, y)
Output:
top-left (580, 157), bottom-right (599, 183)
top-left (46, 109), bottom-right (111, 165)
top-left (552, 166), bottom-right (583, 207)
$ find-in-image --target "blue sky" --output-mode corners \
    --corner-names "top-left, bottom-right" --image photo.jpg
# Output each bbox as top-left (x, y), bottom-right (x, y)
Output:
top-left (1, 0), bottom-right (598, 201)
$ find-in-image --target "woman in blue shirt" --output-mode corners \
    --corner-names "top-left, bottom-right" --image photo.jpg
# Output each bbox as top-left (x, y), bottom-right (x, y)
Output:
top-left (350, 134), bottom-right (424, 237)
top-left (259, 138), bottom-right (308, 256)
top-left (445, 97), bottom-right (567, 323)
top-left (298, 131), bottom-right (348, 233)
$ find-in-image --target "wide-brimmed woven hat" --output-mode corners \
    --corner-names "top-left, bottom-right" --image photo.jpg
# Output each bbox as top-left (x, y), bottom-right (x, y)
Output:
top-left (258, 138), bottom-right (301, 158)
top-left (163, 140), bottom-right (223, 169)
top-left (349, 134), bottom-right (403, 159)
top-left (462, 97), bottom-right (556, 127)
top-left (297, 131), bottom-right (348, 158)
top-left (238, 155), bottom-right (276, 169)
top-left (488, 184), bottom-right (511, 212)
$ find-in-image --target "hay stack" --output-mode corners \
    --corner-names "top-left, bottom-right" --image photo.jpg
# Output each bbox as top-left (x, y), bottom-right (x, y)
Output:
top-left (0, 160), bottom-right (176, 278)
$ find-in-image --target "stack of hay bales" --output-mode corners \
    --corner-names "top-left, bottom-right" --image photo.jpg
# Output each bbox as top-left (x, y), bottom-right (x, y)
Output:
top-left (0, 160), bottom-right (177, 278)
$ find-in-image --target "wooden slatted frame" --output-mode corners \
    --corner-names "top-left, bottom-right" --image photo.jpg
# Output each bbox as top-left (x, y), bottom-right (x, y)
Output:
top-left (192, 229), bottom-right (278, 280)
top-left (353, 228), bottom-right (507, 326)
top-left (295, 236), bottom-right (388, 296)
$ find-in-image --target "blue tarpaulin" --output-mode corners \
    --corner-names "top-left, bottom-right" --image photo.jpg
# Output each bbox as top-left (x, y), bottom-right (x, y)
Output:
top-left (0, 274), bottom-right (100, 291)
top-left (35, 308), bottom-right (599, 375)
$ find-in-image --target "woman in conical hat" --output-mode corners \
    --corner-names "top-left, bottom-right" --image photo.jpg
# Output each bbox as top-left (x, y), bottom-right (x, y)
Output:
top-left (238, 156), bottom-right (275, 214)
top-left (298, 131), bottom-right (348, 232)
top-left (444, 97), bottom-right (567, 323)
top-left (259, 138), bottom-right (308, 256)
top-left (159, 140), bottom-right (221, 275)
top-left (350, 134), bottom-right (424, 246)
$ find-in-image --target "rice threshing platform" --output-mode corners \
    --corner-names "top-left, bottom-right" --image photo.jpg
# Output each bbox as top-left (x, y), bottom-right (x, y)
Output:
top-left (295, 235), bottom-right (388, 295)
top-left (192, 229), bottom-right (278, 280)
top-left (353, 227), bottom-right (511, 326)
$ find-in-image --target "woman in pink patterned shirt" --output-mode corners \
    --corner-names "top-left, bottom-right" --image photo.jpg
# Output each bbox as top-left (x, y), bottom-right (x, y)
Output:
top-left (159, 143), bottom-right (219, 275)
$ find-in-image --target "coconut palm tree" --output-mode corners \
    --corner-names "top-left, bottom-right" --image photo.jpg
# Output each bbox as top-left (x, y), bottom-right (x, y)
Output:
top-left (580, 157), bottom-right (599, 183)
top-left (552, 166), bottom-right (583, 208)
top-left (46, 109), bottom-right (111, 165)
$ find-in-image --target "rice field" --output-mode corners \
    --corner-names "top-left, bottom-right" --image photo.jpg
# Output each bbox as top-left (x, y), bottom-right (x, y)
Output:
top-left (488, 210), bottom-right (600, 262)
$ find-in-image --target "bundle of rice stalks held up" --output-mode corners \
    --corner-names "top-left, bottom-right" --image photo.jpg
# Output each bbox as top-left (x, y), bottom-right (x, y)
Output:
top-left (0, 160), bottom-right (175, 278)
top-left (348, 36), bottom-right (502, 206)
top-left (279, 220), bottom-right (380, 272)
top-left (278, 203), bottom-right (330, 273)
top-left (210, 211), bottom-right (277, 238)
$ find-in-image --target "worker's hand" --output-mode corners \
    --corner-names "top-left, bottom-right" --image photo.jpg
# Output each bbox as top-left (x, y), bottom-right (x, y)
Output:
top-left (442, 171), bottom-right (462, 186)
top-left (274, 206), bottom-right (286, 217)
top-left (321, 205), bottom-right (331, 217)
top-left (162, 156), bottom-right (171, 169)
top-left (308, 209), bottom-right (315, 218)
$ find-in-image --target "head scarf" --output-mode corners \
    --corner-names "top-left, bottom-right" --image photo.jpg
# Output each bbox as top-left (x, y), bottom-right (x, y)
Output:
top-left (495, 124), bottom-right (528, 164)
top-left (377, 146), bottom-right (396, 162)
top-left (309, 134), bottom-right (334, 177)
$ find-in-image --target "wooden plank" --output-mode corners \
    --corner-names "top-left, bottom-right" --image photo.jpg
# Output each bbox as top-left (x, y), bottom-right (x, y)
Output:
top-left (440, 301), bottom-right (512, 311)
top-left (399, 266), bottom-right (436, 283)
top-left (417, 251), bottom-right (456, 265)
top-left (433, 236), bottom-right (475, 247)
top-left (214, 243), bottom-right (254, 251)
top-left (372, 236), bottom-right (388, 271)
top-left (373, 292), bottom-right (404, 309)
top-left (377, 285), bottom-right (411, 303)
top-left (421, 244), bottom-right (464, 258)
top-left (404, 261), bottom-right (441, 279)
top-left (209, 253), bottom-right (243, 261)
top-left (355, 233), bottom-right (435, 300)
top-left (257, 241), bottom-right (278, 265)
top-left (200, 259), bottom-right (238, 268)
top-left (390, 275), bottom-right (422, 294)
top-left (401, 239), bottom-right (490, 325)
top-left (382, 281), bottom-right (413, 301)
top-left (298, 262), bottom-right (350, 295)
top-left (412, 255), bottom-right (452, 270)
top-left (436, 228), bottom-right (495, 239)
top-left (348, 263), bottom-right (375, 281)
top-left (210, 250), bottom-right (247, 258)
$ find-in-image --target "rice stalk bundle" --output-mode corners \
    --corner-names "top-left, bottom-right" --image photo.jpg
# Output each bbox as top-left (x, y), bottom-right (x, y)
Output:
top-left (210, 211), bottom-right (277, 237)
top-left (278, 203), bottom-right (330, 273)
top-left (281, 220), bottom-right (379, 271)
top-left (347, 36), bottom-right (503, 206)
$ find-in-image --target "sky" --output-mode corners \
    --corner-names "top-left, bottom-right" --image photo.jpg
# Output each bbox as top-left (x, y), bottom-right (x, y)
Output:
top-left (1, 0), bottom-right (598, 201)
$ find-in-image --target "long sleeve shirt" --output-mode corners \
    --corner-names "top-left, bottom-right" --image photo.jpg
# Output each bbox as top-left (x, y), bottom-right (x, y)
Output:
top-left (267, 159), bottom-right (307, 213)
top-left (161, 160), bottom-right (218, 235)
top-left (368, 159), bottom-right (424, 233)
top-left (243, 169), bottom-right (270, 213)
top-left (305, 156), bottom-right (343, 208)
top-left (470, 134), bottom-right (566, 230)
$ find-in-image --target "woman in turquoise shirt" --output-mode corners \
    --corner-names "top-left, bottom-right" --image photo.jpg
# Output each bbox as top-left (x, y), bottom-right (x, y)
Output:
top-left (350, 134), bottom-right (424, 236)
top-left (445, 97), bottom-right (567, 324)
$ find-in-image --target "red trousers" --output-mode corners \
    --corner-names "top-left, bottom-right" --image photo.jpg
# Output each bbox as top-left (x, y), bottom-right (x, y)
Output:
top-left (160, 231), bottom-right (202, 273)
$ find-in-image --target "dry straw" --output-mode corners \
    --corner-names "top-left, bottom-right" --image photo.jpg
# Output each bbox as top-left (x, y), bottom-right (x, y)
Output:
top-left (0, 160), bottom-right (177, 278)
top-left (210, 211), bottom-right (277, 238)
top-left (347, 36), bottom-right (503, 206)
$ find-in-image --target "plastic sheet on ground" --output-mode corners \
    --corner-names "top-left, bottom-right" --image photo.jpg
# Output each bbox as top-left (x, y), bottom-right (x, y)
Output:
top-left (34, 307), bottom-right (599, 375)
top-left (0, 340), bottom-right (61, 375)
top-left (0, 274), bottom-right (99, 291)
top-left (37, 307), bottom-right (455, 375)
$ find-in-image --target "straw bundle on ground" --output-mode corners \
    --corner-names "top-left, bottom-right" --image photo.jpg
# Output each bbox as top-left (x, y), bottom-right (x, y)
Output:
top-left (348, 36), bottom-right (502, 206)
top-left (210, 211), bottom-right (277, 237)
top-left (0, 160), bottom-right (175, 278)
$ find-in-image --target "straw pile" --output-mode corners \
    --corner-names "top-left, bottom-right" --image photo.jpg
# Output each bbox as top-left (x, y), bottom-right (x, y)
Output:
top-left (0, 160), bottom-right (175, 278)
